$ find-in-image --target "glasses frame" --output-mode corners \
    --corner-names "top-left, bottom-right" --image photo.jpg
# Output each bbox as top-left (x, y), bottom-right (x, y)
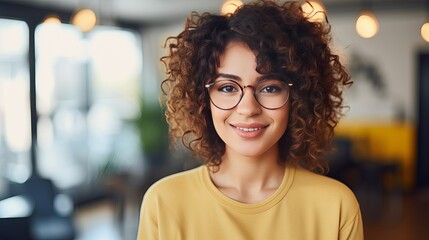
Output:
top-left (205, 79), bottom-right (293, 110)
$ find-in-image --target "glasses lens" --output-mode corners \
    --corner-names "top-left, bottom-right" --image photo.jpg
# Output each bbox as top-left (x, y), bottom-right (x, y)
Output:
top-left (207, 80), bottom-right (242, 110)
top-left (254, 80), bottom-right (290, 109)
top-left (206, 79), bottom-right (290, 110)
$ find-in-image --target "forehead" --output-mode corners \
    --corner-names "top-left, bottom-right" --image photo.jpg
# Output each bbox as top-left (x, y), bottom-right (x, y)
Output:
top-left (220, 41), bottom-right (255, 64)
top-left (218, 41), bottom-right (260, 80)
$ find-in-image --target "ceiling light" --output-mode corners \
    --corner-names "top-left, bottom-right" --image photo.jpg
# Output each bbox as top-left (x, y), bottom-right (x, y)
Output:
top-left (421, 22), bottom-right (429, 42)
top-left (301, 0), bottom-right (327, 23)
top-left (43, 15), bottom-right (61, 24)
top-left (356, 11), bottom-right (379, 39)
top-left (221, 0), bottom-right (243, 15)
top-left (72, 8), bottom-right (97, 32)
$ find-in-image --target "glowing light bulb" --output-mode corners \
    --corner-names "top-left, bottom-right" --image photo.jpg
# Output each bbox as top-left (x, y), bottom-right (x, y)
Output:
top-left (221, 0), bottom-right (243, 15)
top-left (302, 0), bottom-right (327, 23)
top-left (72, 8), bottom-right (97, 32)
top-left (356, 11), bottom-right (379, 39)
top-left (43, 15), bottom-right (61, 24)
top-left (421, 22), bottom-right (429, 42)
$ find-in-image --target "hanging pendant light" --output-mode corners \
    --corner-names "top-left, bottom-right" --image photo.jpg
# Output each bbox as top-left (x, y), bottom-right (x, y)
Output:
top-left (43, 15), bottom-right (61, 24)
top-left (356, 10), bottom-right (379, 39)
top-left (301, 0), bottom-right (327, 23)
top-left (72, 8), bottom-right (97, 32)
top-left (221, 0), bottom-right (243, 15)
top-left (421, 22), bottom-right (429, 42)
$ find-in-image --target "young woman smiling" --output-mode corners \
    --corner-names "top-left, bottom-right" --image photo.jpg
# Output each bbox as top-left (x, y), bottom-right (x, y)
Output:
top-left (137, 1), bottom-right (363, 239)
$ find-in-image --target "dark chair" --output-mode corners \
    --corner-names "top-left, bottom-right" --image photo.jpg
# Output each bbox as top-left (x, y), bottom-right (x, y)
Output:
top-left (328, 136), bottom-right (403, 221)
top-left (327, 137), bottom-right (360, 185)
top-left (0, 195), bottom-right (33, 240)
top-left (7, 176), bottom-right (76, 240)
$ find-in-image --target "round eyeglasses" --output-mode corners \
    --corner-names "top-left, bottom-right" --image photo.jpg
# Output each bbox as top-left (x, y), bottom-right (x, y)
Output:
top-left (205, 79), bottom-right (293, 110)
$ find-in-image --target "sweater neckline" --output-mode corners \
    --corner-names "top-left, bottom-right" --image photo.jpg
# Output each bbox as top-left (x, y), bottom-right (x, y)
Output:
top-left (199, 165), bottom-right (295, 214)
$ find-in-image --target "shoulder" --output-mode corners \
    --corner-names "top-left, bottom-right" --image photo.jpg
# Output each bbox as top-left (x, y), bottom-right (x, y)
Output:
top-left (290, 167), bottom-right (362, 232)
top-left (293, 167), bottom-right (356, 194)
top-left (291, 167), bottom-right (359, 209)
top-left (142, 166), bottom-right (203, 202)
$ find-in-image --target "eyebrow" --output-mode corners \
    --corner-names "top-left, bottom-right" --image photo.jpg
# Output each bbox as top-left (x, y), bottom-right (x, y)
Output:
top-left (216, 73), bottom-right (284, 82)
top-left (215, 73), bottom-right (241, 81)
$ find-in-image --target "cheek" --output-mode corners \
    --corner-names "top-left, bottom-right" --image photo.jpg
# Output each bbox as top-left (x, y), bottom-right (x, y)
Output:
top-left (210, 104), bottom-right (228, 121)
top-left (275, 107), bottom-right (290, 132)
top-left (210, 104), bottom-right (233, 139)
top-left (210, 104), bottom-right (223, 128)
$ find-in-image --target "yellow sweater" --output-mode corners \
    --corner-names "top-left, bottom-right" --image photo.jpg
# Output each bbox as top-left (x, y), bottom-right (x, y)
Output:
top-left (137, 166), bottom-right (363, 240)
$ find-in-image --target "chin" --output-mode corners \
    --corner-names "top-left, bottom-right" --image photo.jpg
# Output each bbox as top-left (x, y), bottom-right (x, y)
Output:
top-left (227, 142), bottom-right (277, 159)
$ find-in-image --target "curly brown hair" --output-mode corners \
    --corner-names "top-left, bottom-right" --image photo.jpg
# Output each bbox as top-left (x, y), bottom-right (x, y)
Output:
top-left (161, 0), bottom-right (351, 173)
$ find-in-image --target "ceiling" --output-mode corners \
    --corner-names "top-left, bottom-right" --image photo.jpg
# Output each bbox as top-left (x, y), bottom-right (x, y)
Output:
top-left (0, 0), bottom-right (426, 25)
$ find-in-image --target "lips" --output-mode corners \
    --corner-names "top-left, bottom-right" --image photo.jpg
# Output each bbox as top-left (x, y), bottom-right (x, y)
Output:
top-left (231, 123), bottom-right (268, 139)
top-left (236, 127), bottom-right (263, 132)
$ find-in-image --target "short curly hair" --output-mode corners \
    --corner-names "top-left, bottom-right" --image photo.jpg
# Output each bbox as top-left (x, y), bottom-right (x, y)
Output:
top-left (161, 0), bottom-right (351, 173)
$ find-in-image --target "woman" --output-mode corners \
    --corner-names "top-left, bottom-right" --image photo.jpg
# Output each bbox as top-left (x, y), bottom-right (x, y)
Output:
top-left (137, 1), bottom-right (363, 239)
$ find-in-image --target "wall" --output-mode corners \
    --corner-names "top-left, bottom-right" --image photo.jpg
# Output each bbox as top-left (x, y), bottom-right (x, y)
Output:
top-left (327, 9), bottom-right (429, 189)
top-left (139, 24), bottom-right (183, 106)
top-left (329, 9), bottom-right (429, 123)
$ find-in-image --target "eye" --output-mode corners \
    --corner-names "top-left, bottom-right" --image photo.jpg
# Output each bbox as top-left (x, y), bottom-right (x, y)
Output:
top-left (260, 85), bottom-right (281, 93)
top-left (258, 80), bottom-right (287, 94)
top-left (259, 82), bottom-right (286, 94)
top-left (216, 81), bottom-right (240, 93)
top-left (219, 85), bottom-right (237, 92)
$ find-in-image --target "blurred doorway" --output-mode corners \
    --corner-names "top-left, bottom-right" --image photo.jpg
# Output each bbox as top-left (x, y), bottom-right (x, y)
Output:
top-left (417, 53), bottom-right (429, 188)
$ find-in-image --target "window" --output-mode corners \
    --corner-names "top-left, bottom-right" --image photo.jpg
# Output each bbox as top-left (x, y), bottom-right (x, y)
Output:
top-left (35, 22), bottom-right (142, 190)
top-left (0, 19), bottom-right (31, 190)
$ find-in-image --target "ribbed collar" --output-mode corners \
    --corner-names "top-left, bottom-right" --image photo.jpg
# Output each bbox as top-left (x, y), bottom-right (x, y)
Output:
top-left (199, 165), bottom-right (295, 214)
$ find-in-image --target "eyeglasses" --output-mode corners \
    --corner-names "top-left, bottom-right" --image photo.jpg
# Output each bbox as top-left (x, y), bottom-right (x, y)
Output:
top-left (205, 79), bottom-right (292, 110)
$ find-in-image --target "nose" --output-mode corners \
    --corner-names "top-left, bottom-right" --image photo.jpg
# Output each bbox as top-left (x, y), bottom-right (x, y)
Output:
top-left (236, 86), bottom-right (262, 116)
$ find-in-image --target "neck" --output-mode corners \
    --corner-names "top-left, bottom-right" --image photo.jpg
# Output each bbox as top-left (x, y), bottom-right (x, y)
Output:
top-left (209, 145), bottom-right (285, 203)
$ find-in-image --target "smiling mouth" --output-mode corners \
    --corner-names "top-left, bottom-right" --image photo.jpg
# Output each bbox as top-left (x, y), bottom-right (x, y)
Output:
top-left (235, 127), bottom-right (264, 132)
top-left (231, 124), bottom-right (267, 139)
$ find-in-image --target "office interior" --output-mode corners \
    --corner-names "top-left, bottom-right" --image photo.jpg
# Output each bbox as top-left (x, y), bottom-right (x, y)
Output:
top-left (0, 0), bottom-right (428, 239)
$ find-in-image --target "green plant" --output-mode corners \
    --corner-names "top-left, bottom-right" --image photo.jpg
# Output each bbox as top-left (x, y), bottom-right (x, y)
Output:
top-left (131, 99), bottom-right (169, 164)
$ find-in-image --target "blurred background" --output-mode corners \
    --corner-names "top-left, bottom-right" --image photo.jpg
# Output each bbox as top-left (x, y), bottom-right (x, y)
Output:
top-left (0, 0), bottom-right (428, 239)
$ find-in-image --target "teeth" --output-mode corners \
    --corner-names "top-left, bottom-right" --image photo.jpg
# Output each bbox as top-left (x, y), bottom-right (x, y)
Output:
top-left (237, 127), bottom-right (262, 132)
